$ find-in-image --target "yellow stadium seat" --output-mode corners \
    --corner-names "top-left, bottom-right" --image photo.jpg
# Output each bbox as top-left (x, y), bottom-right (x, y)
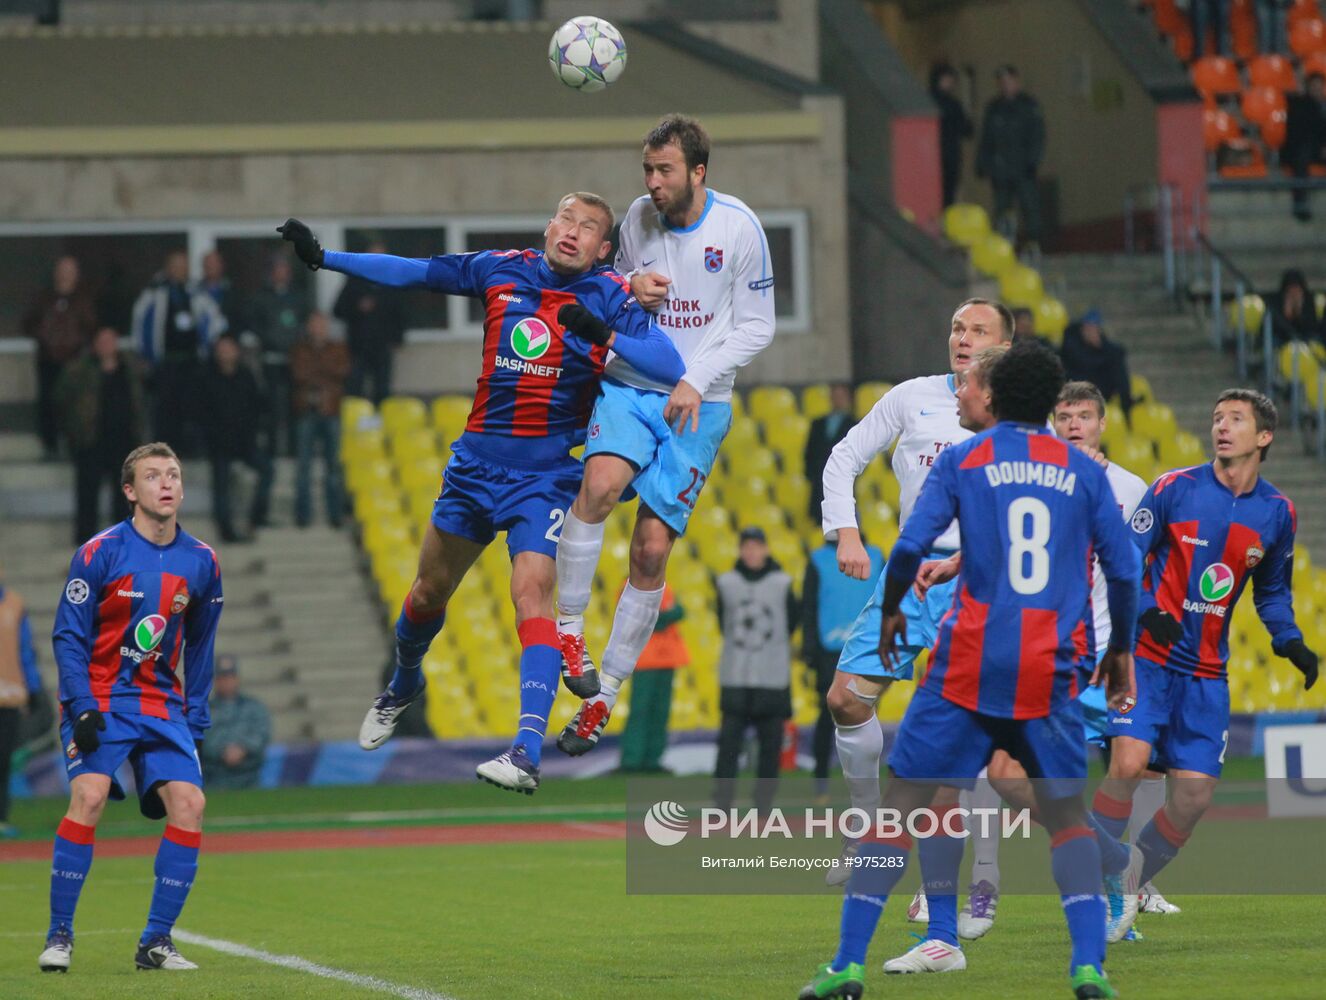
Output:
top-left (772, 476), bottom-right (810, 517)
top-left (998, 265), bottom-right (1044, 309)
top-left (942, 203), bottom-right (991, 247)
top-left (389, 427), bottom-right (440, 465)
top-left (1130, 402), bottom-right (1178, 445)
top-left (379, 396), bottom-right (427, 436)
top-left (801, 383), bottom-right (831, 421)
top-left (1158, 430), bottom-right (1206, 469)
top-left (726, 447), bottom-right (778, 481)
top-left (342, 427), bottom-right (388, 465)
top-left (1226, 294), bottom-right (1265, 334)
top-left (356, 489), bottom-right (404, 523)
top-left (722, 476), bottom-right (773, 512)
top-left (431, 395), bottom-right (472, 436)
top-left (726, 415), bottom-right (761, 450)
top-left (344, 457), bottom-right (394, 496)
top-left (398, 460), bottom-right (443, 498)
top-left (748, 385), bottom-right (798, 424)
top-left (1109, 437), bottom-right (1156, 476)
top-left (1130, 374), bottom-right (1152, 404)
top-left (1035, 297), bottom-right (1069, 344)
top-left (855, 382), bottom-right (892, 419)
top-left (970, 232), bottom-right (1016, 278)
top-left (341, 396), bottom-right (376, 434)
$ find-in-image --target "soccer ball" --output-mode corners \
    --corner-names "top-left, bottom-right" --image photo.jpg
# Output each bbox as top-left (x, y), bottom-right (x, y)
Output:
top-left (547, 16), bottom-right (627, 92)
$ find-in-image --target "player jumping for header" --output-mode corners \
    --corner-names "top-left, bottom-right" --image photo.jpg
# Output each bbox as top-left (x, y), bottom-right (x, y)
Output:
top-left (40, 443), bottom-right (223, 974)
top-left (798, 340), bottom-right (1140, 1000)
top-left (278, 193), bottom-right (684, 794)
top-left (553, 114), bottom-right (776, 754)
top-left (1090, 388), bottom-right (1318, 941)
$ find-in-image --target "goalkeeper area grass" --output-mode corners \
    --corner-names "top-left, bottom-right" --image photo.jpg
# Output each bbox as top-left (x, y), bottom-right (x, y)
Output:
top-left (0, 762), bottom-right (1321, 1000)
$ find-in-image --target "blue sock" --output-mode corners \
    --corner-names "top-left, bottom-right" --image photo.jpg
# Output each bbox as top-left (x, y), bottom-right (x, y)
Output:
top-left (1135, 808), bottom-right (1187, 884)
top-left (48, 818), bottom-right (95, 937)
top-left (920, 807), bottom-right (964, 946)
top-left (142, 826), bottom-right (200, 942)
top-left (832, 838), bottom-right (911, 969)
top-left (1085, 810), bottom-right (1131, 875)
top-left (1051, 827), bottom-right (1106, 974)
top-left (515, 619), bottom-right (561, 767)
top-left (391, 597), bottom-right (445, 698)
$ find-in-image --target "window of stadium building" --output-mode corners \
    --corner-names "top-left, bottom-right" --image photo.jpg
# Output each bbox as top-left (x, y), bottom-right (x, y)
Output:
top-left (344, 226), bottom-right (450, 332)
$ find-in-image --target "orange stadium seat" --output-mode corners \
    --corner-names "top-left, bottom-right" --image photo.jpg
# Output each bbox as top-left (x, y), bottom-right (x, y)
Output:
top-left (1290, 17), bottom-right (1326, 57)
top-left (1203, 107), bottom-right (1241, 151)
top-left (1262, 106), bottom-right (1288, 149)
top-left (1290, 1), bottom-right (1324, 27)
top-left (1241, 85), bottom-right (1287, 126)
top-left (1302, 50), bottom-right (1326, 78)
top-left (1191, 56), bottom-right (1241, 100)
top-left (1247, 54), bottom-right (1298, 91)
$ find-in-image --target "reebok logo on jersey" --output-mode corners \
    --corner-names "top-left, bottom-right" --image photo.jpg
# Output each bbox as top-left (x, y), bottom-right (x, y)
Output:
top-left (117, 589), bottom-right (145, 598)
top-left (1181, 535), bottom-right (1208, 547)
top-left (498, 293), bottom-right (524, 304)
top-left (511, 317), bottom-right (551, 360)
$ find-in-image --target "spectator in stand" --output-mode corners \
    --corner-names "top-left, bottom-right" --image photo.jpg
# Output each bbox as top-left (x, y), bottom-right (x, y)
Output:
top-left (334, 239), bottom-right (408, 405)
top-left (802, 530), bottom-right (883, 804)
top-left (713, 527), bottom-right (799, 815)
top-left (22, 255), bottom-right (97, 460)
top-left (1269, 268), bottom-right (1322, 346)
top-left (250, 254), bottom-right (309, 455)
top-left (55, 326), bottom-right (146, 544)
top-left (619, 582), bottom-right (688, 774)
top-left (1060, 308), bottom-right (1133, 416)
top-left (289, 311), bottom-right (350, 529)
top-left (131, 248), bottom-right (227, 456)
top-left (1286, 73), bottom-right (1326, 222)
top-left (1190, 0), bottom-right (1233, 57)
top-left (199, 250), bottom-right (240, 332)
top-left (804, 383), bottom-right (855, 523)
top-left (930, 62), bottom-right (973, 209)
top-left (976, 65), bottom-right (1045, 249)
top-left (0, 566), bottom-right (44, 838)
top-left (1256, 0), bottom-right (1289, 55)
top-left (1012, 305), bottom-right (1053, 348)
top-left (200, 334), bottom-right (273, 543)
top-left (199, 656), bottom-right (270, 790)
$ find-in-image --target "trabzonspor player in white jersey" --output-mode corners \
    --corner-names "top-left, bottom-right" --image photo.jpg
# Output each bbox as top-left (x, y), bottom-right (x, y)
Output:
top-left (817, 299), bottom-right (1012, 886)
top-left (554, 114), bottom-right (775, 753)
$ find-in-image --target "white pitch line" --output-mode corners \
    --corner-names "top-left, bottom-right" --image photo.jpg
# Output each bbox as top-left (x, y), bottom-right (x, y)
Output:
top-left (174, 930), bottom-right (457, 1000)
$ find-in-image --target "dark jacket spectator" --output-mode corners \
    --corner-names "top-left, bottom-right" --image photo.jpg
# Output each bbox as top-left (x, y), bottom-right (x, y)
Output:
top-left (930, 63), bottom-right (973, 209)
top-left (55, 327), bottom-right (146, 544)
top-left (1286, 74), bottom-right (1326, 220)
top-left (200, 656), bottom-right (270, 790)
top-left (1060, 309), bottom-right (1133, 415)
top-left (334, 240), bottom-right (408, 405)
top-left (804, 383), bottom-right (856, 523)
top-left (290, 312), bottom-right (350, 527)
top-left (250, 255), bottom-right (310, 455)
top-left (22, 256), bottom-right (97, 458)
top-left (200, 250), bottom-right (241, 332)
top-left (200, 335), bottom-right (273, 542)
top-left (713, 527), bottom-right (799, 814)
top-left (1269, 269), bottom-right (1322, 346)
top-left (977, 66), bottom-right (1045, 244)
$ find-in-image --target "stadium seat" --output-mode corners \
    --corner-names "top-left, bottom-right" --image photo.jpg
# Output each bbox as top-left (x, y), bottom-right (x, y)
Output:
top-left (1290, 17), bottom-right (1326, 58)
top-left (1248, 54), bottom-right (1297, 91)
top-left (771, 475), bottom-right (810, 518)
top-left (1035, 297), bottom-right (1069, 343)
top-left (998, 264), bottom-right (1044, 309)
top-left (1131, 401), bottom-right (1179, 444)
top-left (854, 382), bottom-right (892, 418)
top-left (1110, 437), bottom-right (1157, 477)
top-left (431, 395), bottom-right (472, 437)
top-left (726, 446), bottom-right (777, 481)
top-left (342, 427), bottom-right (388, 464)
top-left (1203, 107), bottom-right (1240, 152)
top-left (344, 456), bottom-right (394, 497)
top-left (765, 413), bottom-right (810, 458)
top-left (1227, 293), bottom-right (1266, 334)
top-left (1261, 106), bottom-right (1288, 149)
top-left (389, 427), bottom-right (440, 464)
top-left (1129, 374), bottom-right (1152, 404)
top-left (379, 396), bottom-right (427, 436)
top-left (341, 396), bottom-right (376, 434)
top-left (1158, 430), bottom-right (1207, 469)
top-left (942, 203), bottom-right (990, 247)
top-left (970, 232), bottom-right (1016, 278)
top-left (1302, 50), bottom-right (1326, 79)
top-left (801, 383), bottom-right (832, 420)
top-left (1241, 85), bottom-right (1287, 126)
top-left (1191, 56), bottom-right (1241, 100)
top-left (747, 385), bottom-right (797, 424)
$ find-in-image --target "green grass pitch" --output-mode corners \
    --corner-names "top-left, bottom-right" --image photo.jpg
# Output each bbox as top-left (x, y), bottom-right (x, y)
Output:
top-left (1, 769), bottom-right (1322, 1000)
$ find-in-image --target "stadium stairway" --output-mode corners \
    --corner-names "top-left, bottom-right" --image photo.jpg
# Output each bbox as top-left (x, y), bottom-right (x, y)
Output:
top-left (0, 432), bottom-right (386, 743)
top-left (1040, 252), bottom-right (1326, 563)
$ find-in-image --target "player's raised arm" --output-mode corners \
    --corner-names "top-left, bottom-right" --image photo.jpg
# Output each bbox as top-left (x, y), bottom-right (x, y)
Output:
top-left (571, 280), bottom-right (684, 383)
top-left (51, 542), bottom-right (107, 723)
top-left (821, 388), bottom-right (905, 577)
top-left (182, 555), bottom-right (224, 742)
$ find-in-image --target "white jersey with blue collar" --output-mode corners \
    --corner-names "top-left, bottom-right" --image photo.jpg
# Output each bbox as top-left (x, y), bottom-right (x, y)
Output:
top-left (608, 189), bottom-right (775, 403)
top-left (821, 374), bottom-right (968, 551)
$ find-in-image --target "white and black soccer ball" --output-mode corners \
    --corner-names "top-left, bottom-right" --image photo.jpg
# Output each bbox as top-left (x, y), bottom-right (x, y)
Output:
top-left (547, 16), bottom-right (627, 92)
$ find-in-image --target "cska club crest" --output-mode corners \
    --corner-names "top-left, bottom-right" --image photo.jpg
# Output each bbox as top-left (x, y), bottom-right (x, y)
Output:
top-left (704, 246), bottom-right (723, 273)
top-left (171, 589), bottom-right (190, 615)
top-left (1246, 545), bottom-right (1264, 568)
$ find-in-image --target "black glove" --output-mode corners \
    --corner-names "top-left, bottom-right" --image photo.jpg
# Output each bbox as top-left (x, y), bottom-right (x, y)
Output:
top-left (1285, 639), bottom-right (1319, 690)
top-left (557, 303), bottom-right (612, 346)
top-left (276, 218), bottom-right (324, 270)
top-left (72, 709), bottom-right (106, 754)
top-left (1139, 607), bottom-right (1183, 646)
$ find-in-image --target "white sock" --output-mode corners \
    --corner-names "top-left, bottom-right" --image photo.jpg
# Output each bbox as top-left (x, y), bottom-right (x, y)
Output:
top-left (963, 769), bottom-right (1002, 890)
top-left (555, 510), bottom-right (605, 630)
top-left (1128, 774), bottom-right (1166, 844)
top-left (598, 582), bottom-right (665, 708)
top-left (835, 717), bottom-right (883, 819)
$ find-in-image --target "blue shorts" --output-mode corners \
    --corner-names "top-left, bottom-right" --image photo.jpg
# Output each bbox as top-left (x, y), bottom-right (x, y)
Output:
top-left (835, 553), bottom-right (958, 681)
top-left (1076, 651), bottom-right (1110, 747)
top-left (432, 440), bottom-right (583, 559)
top-left (889, 683), bottom-right (1088, 797)
top-left (582, 379), bottom-right (731, 536)
top-left (1105, 656), bottom-right (1230, 778)
top-left (61, 712), bottom-right (201, 819)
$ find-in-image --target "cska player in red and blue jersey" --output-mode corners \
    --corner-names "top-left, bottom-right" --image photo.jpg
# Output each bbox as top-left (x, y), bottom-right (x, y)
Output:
top-left (799, 342), bottom-right (1140, 1000)
top-left (40, 443), bottom-right (223, 974)
top-left (278, 194), bottom-right (684, 793)
top-left (1092, 389), bottom-right (1318, 941)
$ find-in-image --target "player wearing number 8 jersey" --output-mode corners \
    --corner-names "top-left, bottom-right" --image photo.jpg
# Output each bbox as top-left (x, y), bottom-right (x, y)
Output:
top-left (1091, 389), bottom-right (1318, 942)
top-left (278, 194), bottom-right (684, 794)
